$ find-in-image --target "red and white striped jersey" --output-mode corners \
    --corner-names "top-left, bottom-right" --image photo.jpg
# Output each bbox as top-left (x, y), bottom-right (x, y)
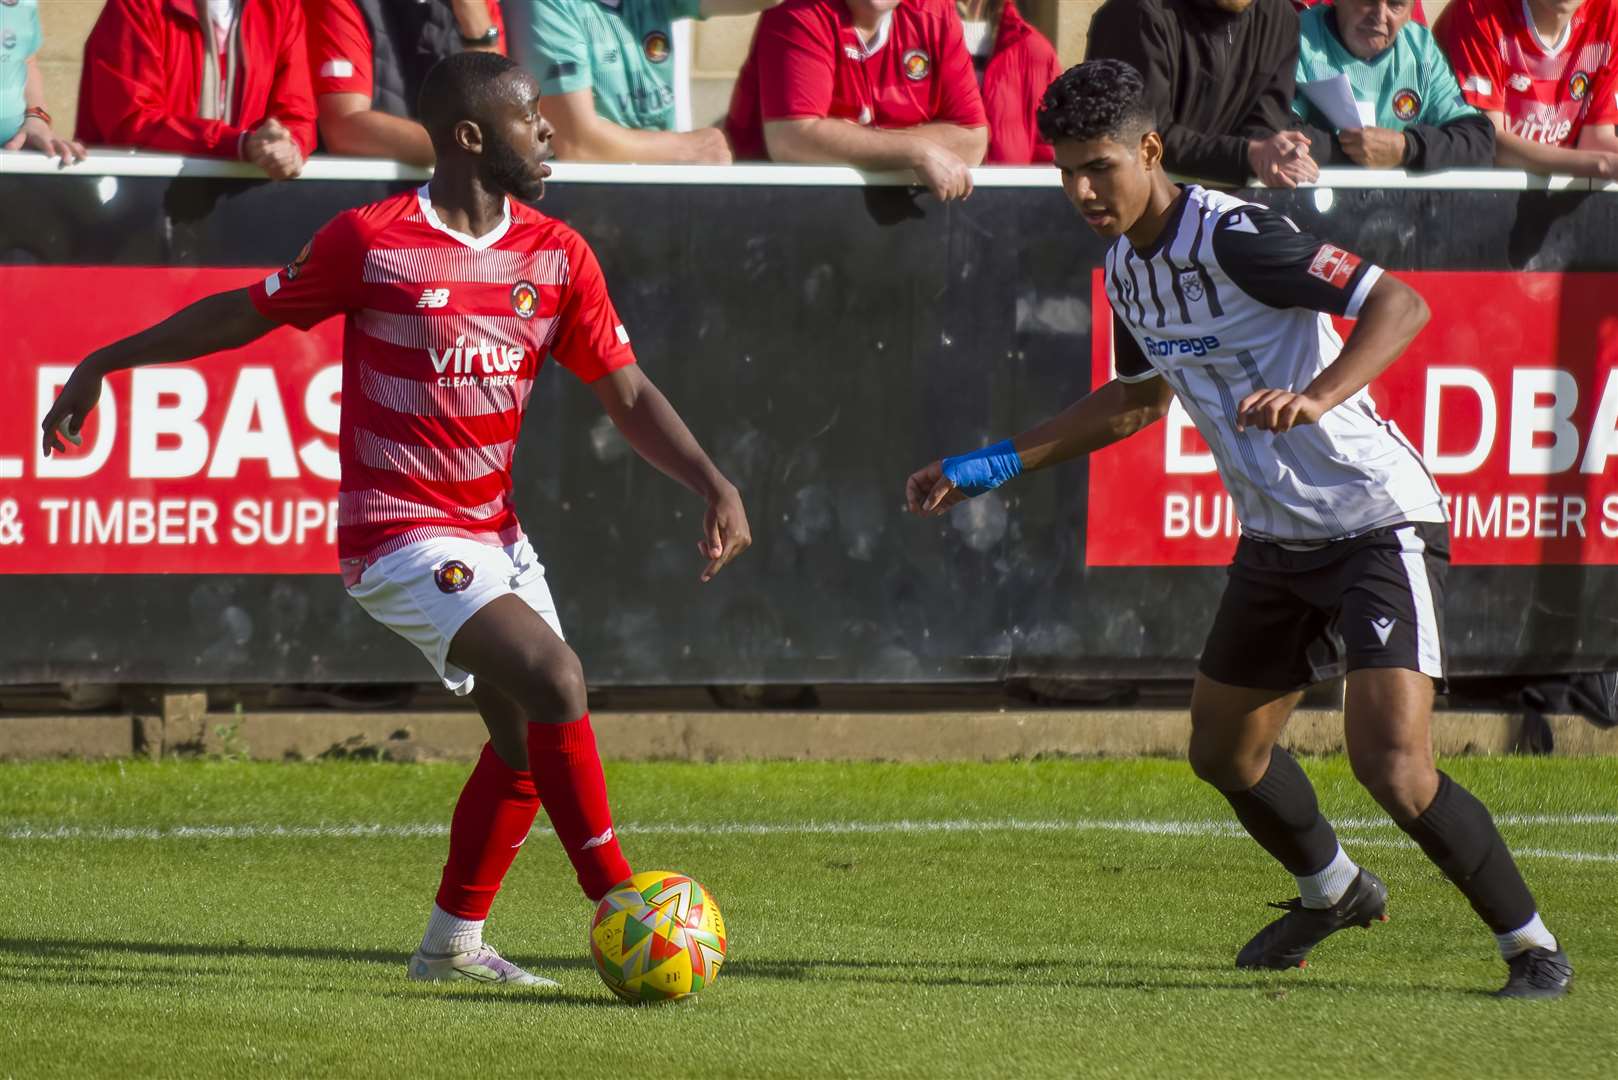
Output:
top-left (1436, 0), bottom-right (1618, 147)
top-left (249, 186), bottom-right (636, 573)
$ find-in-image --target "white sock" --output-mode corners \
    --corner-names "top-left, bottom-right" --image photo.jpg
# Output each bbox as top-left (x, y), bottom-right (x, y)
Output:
top-left (420, 904), bottom-right (483, 956)
top-left (1495, 912), bottom-right (1557, 960)
top-left (1296, 845), bottom-right (1359, 909)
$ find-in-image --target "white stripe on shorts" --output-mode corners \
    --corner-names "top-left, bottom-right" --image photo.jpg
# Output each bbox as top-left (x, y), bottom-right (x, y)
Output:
top-left (1395, 526), bottom-right (1443, 678)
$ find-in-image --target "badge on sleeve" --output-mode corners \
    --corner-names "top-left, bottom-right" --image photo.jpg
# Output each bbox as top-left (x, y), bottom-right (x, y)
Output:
top-left (1307, 245), bottom-right (1361, 289)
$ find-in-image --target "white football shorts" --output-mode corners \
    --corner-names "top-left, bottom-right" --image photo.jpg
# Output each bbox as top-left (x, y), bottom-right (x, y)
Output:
top-left (345, 535), bottom-right (564, 696)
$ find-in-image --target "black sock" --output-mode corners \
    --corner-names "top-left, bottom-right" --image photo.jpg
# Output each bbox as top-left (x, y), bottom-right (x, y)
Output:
top-left (1219, 747), bottom-right (1341, 876)
top-left (1397, 771), bottom-right (1537, 934)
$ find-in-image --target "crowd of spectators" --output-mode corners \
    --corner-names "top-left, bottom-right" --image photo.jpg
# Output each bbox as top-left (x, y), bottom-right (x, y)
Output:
top-left (4, 0), bottom-right (1618, 186)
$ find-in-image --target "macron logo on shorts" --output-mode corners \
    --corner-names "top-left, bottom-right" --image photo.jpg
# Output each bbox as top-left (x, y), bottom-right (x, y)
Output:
top-left (1370, 616), bottom-right (1397, 646)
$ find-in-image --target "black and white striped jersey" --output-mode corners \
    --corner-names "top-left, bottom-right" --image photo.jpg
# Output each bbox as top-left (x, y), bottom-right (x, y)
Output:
top-left (1105, 184), bottom-right (1444, 544)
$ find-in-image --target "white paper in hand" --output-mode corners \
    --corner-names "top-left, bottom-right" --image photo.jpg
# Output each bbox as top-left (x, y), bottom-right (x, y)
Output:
top-left (1302, 75), bottom-right (1367, 132)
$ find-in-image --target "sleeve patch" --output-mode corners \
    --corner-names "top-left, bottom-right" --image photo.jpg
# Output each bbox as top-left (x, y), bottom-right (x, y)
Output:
top-left (263, 272), bottom-right (281, 297)
top-left (615, 324), bottom-right (630, 345)
top-left (1463, 75), bottom-right (1494, 95)
top-left (319, 59), bottom-right (355, 78)
top-left (1307, 244), bottom-right (1362, 289)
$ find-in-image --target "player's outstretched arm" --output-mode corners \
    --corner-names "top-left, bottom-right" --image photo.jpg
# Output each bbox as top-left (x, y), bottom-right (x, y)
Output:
top-left (1236, 274), bottom-right (1429, 434)
top-left (589, 365), bottom-right (752, 582)
top-left (41, 289), bottom-right (279, 455)
top-left (905, 375), bottom-right (1173, 517)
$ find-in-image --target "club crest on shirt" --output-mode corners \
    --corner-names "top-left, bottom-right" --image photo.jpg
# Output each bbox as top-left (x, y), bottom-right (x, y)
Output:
top-left (1391, 88), bottom-right (1421, 122)
top-left (902, 49), bottom-right (930, 80)
top-left (1570, 71), bottom-right (1590, 101)
top-left (1179, 270), bottom-right (1204, 303)
top-left (284, 240), bottom-right (312, 281)
top-left (511, 279), bottom-right (538, 319)
top-left (434, 560), bottom-right (474, 594)
top-left (643, 31), bottom-right (670, 64)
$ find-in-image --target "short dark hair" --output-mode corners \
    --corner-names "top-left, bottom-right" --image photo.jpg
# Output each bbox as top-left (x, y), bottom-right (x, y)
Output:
top-left (1036, 60), bottom-right (1156, 146)
top-left (417, 51), bottom-right (527, 151)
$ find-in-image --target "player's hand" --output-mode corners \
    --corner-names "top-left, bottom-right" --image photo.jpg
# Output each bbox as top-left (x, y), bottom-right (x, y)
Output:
top-left (698, 483), bottom-right (751, 582)
top-left (1248, 132), bottom-right (1318, 188)
top-left (1235, 389), bottom-right (1325, 434)
top-left (1339, 127), bottom-right (1407, 170)
top-left (243, 118), bottom-right (304, 180)
top-left (1587, 152), bottom-right (1618, 181)
top-left (910, 141), bottom-right (973, 202)
top-left (904, 460), bottom-right (968, 516)
top-left (41, 362), bottom-right (104, 456)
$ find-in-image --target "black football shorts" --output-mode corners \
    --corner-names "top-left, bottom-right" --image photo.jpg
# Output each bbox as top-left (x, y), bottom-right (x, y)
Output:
top-left (1197, 522), bottom-right (1449, 692)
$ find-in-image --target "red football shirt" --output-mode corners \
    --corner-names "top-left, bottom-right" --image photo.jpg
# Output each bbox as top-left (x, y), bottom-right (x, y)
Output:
top-left (248, 187), bottom-right (635, 572)
top-left (1436, 0), bottom-right (1618, 146)
top-left (306, 0), bottom-right (506, 100)
top-left (725, 0), bottom-right (988, 161)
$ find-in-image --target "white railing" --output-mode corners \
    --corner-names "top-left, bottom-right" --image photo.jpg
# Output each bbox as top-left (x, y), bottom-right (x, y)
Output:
top-left (1, 148), bottom-right (1611, 191)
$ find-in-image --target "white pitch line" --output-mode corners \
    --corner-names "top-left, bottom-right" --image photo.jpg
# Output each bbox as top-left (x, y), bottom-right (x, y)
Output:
top-left (3, 813), bottom-right (1616, 869)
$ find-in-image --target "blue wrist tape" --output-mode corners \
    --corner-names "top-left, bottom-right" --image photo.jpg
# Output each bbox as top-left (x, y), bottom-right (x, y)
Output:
top-left (941, 439), bottom-right (1023, 497)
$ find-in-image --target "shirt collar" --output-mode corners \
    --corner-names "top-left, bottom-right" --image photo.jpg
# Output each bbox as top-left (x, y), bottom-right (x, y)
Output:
top-left (416, 185), bottom-right (513, 251)
top-left (1521, 0), bottom-right (1575, 57)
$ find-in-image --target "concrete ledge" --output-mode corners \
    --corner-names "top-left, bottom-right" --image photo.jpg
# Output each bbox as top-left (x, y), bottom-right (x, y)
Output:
top-left (2, 708), bottom-right (1613, 762)
top-left (0, 715), bottom-right (134, 760)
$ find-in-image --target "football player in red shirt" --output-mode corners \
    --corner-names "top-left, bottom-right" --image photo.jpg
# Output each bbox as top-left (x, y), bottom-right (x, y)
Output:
top-left (1436, 0), bottom-right (1618, 176)
top-left (725, 0), bottom-right (990, 200)
top-left (43, 52), bottom-right (751, 988)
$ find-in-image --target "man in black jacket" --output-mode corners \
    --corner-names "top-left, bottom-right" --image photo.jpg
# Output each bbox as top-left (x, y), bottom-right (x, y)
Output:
top-left (1085, 0), bottom-right (1319, 186)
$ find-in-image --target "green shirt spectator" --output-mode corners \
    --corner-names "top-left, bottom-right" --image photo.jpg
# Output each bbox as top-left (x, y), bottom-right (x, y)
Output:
top-left (509, 0), bottom-right (780, 162)
top-left (1, 0), bottom-right (83, 164)
top-left (1292, 0), bottom-right (1493, 170)
top-left (0, 0), bottom-right (43, 142)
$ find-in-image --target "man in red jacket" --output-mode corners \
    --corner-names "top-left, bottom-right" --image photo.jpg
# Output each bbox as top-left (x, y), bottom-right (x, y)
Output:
top-left (76, 0), bottom-right (316, 179)
top-left (957, 0), bottom-right (1061, 163)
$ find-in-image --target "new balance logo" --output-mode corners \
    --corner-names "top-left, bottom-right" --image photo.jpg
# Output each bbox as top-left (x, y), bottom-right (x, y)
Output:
top-left (581, 827), bottom-right (615, 851)
top-left (416, 288), bottom-right (450, 309)
top-left (1370, 616), bottom-right (1397, 646)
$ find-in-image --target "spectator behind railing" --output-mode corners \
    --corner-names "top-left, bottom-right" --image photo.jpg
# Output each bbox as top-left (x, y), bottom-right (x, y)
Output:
top-left (508, 0), bottom-right (779, 164)
top-left (1291, 0), bottom-right (1428, 26)
top-left (726, 0), bottom-right (989, 201)
top-left (956, 0), bottom-right (1061, 163)
top-left (1, 0), bottom-right (84, 165)
top-left (1292, 0), bottom-right (1495, 170)
top-left (306, 0), bottom-right (506, 167)
top-left (1435, 0), bottom-right (1618, 177)
top-left (1085, 0), bottom-right (1321, 187)
top-left (76, 0), bottom-right (314, 178)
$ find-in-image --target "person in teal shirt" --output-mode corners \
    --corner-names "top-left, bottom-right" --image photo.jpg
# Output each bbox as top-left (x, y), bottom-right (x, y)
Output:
top-left (1292, 0), bottom-right (1493, 170)
top-left (1, 0), bottom-right (82, 163)
top-left (508, 0), bottom-right (779, 162)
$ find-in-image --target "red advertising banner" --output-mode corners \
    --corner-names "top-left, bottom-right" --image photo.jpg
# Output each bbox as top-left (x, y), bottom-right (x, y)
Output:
top-left (1087, 271), bottom-right (1618, 566)
top-left (0, 267), bottom-right (343, 574)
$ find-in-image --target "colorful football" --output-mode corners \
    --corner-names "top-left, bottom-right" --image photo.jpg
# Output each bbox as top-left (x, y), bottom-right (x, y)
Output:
top-left (590, 871), bottom-right (727, 1004)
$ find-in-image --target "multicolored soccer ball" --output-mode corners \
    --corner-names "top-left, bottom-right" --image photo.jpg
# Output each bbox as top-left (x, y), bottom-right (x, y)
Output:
top-left (590, 870), bottom-right (727, 1004)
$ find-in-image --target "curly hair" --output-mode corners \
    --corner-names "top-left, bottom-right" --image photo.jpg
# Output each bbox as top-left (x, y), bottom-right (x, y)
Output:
top-left (418, 51), bottom-right (526, 152)
top-left (1036, 60), bottom-right (1156, 146)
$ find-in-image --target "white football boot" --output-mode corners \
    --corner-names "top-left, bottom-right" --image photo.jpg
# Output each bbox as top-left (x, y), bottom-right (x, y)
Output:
top-left (407, 944), bottom-right (560, 988)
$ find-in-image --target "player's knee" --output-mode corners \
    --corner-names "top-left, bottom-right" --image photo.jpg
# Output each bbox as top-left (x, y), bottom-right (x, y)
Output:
top-left (1187, 731), bottom-right (1262, 791)
top-left (508, 644), bottom-right (588, 721)
top-left (1350, 748), bottom-right (1436, 823)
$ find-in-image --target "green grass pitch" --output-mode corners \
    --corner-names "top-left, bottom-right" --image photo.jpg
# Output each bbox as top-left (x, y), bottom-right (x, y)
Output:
top-left (1, 755), bottom-right (1615, 1078)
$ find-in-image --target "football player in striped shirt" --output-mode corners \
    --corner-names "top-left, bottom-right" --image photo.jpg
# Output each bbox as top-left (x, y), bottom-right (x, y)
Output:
top-left (905, 59), bottom-right (1570, 998)
top-left (43, 52), bottom-right (752, 989)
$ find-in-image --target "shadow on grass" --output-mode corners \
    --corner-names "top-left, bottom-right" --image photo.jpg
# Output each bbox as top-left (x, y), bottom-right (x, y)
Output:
top-left (0, 936), bottom-right (1488, 998)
